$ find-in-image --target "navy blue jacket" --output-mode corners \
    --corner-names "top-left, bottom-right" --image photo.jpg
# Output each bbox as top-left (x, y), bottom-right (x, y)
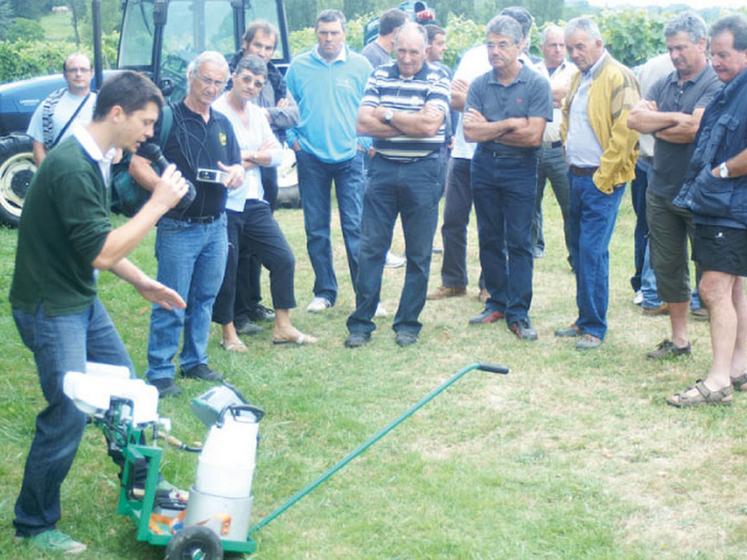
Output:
top-left (674, 69), bottom-right (747, 228)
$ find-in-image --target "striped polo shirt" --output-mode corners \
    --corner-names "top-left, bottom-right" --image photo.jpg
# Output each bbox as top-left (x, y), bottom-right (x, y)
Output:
top-left (361, 61), bottom-right (450, 160)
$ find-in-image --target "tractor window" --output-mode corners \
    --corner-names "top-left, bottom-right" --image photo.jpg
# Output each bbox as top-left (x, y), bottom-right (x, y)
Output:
top-left (119, 0), bottom-right (155, 68)
top-left (244, 2), bottom-right (287, 62)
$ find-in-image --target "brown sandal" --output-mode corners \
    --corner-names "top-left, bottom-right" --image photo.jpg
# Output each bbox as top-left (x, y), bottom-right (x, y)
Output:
top-left (666, 380), bottom-right (733, 408)
top-left (731, 373), bottom-right (747, 392)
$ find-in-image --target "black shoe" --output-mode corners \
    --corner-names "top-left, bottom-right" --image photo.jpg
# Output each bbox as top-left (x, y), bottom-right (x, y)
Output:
top-left (468, 308), bottom-right (505, 324)
top-left (235, 316), bottom-right (263, 336)
top-left (395, 331), bottom-right (418, 347)
top-left (508, 319), bottom-right (537, 341)
top-left (180, 363), bottom-right (223, 382)
top-left (247, 304), bottom-right (276, 322)
top-left (344, 332), bottom-right (371, 348)
top-left (150, 378), bottom-right (183, 398)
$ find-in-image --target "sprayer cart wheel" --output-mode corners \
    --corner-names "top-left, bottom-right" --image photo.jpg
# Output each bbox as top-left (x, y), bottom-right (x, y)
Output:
top-left (164, 525), bottom-right (223, 560)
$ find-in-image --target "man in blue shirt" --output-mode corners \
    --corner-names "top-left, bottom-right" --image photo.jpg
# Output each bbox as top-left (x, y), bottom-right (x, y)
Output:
top-left (285, 10), bottom-right (372, 314)
top-left (463, 15), bottom-right (552, 341)
top-left (669, 15), bottom-right (747, 407)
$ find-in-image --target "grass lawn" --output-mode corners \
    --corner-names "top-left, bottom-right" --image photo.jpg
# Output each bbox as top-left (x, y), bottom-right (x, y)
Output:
top-left (0, 191), bottom-right (745, 559)
top-left (40, 11), bottom-right (77, 43)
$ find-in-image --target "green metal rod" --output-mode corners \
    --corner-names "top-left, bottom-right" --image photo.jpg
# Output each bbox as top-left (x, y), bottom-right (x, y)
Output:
top-left (249, 361), bottom-right (508, 535)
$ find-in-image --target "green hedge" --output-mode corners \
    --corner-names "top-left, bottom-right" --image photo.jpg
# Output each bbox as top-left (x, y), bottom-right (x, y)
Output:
top-left (0, 31), bottom-right (118, 82)
top-left (289, 10), bottom-right (673, 69)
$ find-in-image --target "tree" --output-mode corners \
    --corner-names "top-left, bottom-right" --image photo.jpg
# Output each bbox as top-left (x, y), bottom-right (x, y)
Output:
top-left (0, 0), bottom-right (14, 40)
top-left (67, 0), bottom-right (87, 47)
top-left (10, 0), bottom-right (51, 20)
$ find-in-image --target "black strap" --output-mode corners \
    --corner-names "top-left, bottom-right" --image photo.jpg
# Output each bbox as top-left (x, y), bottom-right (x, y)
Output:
top-left (51, 92), bottom-right (91, 149)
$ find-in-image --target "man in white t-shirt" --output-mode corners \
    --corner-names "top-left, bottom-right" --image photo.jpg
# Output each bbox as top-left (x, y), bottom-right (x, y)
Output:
top-left (27, 52), bottom-right (97, 165)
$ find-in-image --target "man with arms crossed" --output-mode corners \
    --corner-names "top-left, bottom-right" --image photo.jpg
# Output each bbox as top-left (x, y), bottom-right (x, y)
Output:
top-left (627, 13), bottom-right (720, 360)
top-left (669, 15), bottom-right (747, 407)
top-left (463, 15), bottom-right (552, 341)
top-left (345, 22), bottom-right (450, 348)
top-left (10, 71), bottom-right (187, 554)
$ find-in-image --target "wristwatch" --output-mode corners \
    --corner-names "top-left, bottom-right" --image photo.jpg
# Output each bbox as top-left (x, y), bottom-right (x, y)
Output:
top-left (383, 109), bottom-right (394, 124)
top-left (719, 162), bottom-right (730, 178)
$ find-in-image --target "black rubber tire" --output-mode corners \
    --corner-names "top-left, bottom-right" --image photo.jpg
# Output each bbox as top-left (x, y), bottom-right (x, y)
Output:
top-left (164, 525), bottom-right (223, 560)
top-left (0, 133), bottom-right (36, 228)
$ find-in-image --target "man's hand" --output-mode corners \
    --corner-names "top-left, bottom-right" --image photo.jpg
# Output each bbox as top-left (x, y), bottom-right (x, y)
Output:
top-left (291, 140), bottom-right (301, 152)
top-left (134, 276), bottom-right (186, 310)
top-left (451, 79), bottom-right (469, 111)
top-left (463, 108), bottom-right (487, 124)
top-left (217, 161), bottom-right (244, 189)
top-left (276, 97), bottom-right (289, 109)
top-left (150, 164), bottom-right (189, 211)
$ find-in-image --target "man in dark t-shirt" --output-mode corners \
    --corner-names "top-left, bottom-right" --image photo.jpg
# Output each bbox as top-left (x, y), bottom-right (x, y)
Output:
top-left (9, 71), bottom-right (187, 554)
top-left (130, 51), bottom-right (243, 398)
top-left (627, 13), bottom-right (720, 362)
top-left (463, 15), bottom-right (552, 341)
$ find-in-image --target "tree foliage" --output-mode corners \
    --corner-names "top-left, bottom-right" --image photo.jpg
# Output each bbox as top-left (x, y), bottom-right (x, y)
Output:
top-left (0, 0), bottom-right (13, 40)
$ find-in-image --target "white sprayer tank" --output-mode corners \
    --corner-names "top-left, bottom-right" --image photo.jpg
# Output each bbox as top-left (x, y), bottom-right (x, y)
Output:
top-left (195, 405), bottom-right (259, 498)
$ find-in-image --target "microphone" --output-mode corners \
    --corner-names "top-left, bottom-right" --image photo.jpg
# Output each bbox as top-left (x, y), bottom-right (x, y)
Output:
top-left (139, 143), bottom-right (196, 211)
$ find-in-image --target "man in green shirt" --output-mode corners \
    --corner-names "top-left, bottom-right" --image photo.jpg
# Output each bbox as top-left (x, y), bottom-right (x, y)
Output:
top-left (9, 71), bottom-right (188, 555)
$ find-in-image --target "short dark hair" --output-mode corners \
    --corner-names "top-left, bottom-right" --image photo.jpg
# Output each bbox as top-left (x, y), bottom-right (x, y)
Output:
top-left (500, 6), bottom-right (533, 40)
top-left (664, 12), bottom-right (708, 43)
top-left (316, 9), bottom-right (346, 32)
top-left (710, 14), bottom-right (747, 51)
top-left (242, 20), bottom-right (278, 48)
top-left (425, 24), bottom-right (445, 45)
top-left (379, 9), bottom-right (407, 36)
top-left (235, 54), bottom-right (268, 78)
top-left (92, 71), bottom-right (163, 121)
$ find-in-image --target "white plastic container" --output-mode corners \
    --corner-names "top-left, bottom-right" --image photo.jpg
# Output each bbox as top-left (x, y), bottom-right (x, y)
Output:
top-left (195, 406), bottom-right (259, 499)
top-left (184, 488), bottom-right (253, 541)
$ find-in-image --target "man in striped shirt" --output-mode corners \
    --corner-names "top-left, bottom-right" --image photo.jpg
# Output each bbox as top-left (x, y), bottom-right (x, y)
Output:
top-left (345, 22), bottom-right (450, 348)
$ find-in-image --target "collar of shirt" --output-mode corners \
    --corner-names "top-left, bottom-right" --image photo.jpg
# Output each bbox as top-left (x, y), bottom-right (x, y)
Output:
top-left (72, 122), bottom-right (116, 183)
top-left (582, 50), bottom-right (608, 79)
top-left (313, 44), bottom-right (348, 64)
top-left (488, 62), bottom-right (529, 87)
top-left (668, 64), bottom-right (709, 87)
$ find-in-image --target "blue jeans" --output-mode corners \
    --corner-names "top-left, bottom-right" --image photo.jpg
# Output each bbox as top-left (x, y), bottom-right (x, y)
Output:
top-left (532, 144), bottom-right (572, 262)
top-left (12, 300), bottom-right (133, 536)
top-left (569, 175), bottom-right (625, 339)
top-left (471, 152), bottom-right (538, 324)
top-left (347, 155), bottom-right (441, 336)
top-left (630, 160), bottom-right (651, 292)
top-left (296, 150), bottom-right (365, 305)
top-left (147, 215), bottom-right (227, 381)
top-left (640, 241), bottom-right (663, 309)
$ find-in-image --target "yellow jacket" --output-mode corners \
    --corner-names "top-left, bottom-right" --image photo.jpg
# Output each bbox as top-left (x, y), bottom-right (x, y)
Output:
top-left (561, 53), bottom-right (640, 194)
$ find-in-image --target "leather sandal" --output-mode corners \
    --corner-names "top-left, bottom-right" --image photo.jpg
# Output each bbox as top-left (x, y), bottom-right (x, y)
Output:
top-left (666, 380), bottom-right (733, 408)
top-left (731, 372), bottom-right (747, 392)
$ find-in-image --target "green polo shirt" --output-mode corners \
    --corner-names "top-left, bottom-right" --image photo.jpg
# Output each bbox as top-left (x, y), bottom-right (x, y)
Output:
top-left (10, 136), bottom-right (112, 316)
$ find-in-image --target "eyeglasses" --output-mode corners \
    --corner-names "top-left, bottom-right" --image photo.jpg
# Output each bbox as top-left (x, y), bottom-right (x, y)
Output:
top-left (66, 67), bottom-right (91, 74)
top-left (196, 74), bottom-right (227, 89)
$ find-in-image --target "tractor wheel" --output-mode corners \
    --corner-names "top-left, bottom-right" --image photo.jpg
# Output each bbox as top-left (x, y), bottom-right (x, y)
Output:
top-left (0, 133), bottom-right (36, 227)
top-left (164, 525), bottom-right (223, 560)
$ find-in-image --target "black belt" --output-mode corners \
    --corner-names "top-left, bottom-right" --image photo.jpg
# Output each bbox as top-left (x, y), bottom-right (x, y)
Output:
top-left (569, 165), bottom-right (598, 176)
top-left (164, 212), bottom-right (222, 224)
top-left (477, 146), bottom-right (535, 160)
top-left (543, 141), bottom-right (562, 149)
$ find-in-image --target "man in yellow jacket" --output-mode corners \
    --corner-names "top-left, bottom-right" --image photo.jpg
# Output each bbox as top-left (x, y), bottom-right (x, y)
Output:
top-left (555, 17), bottom-right (640, 350)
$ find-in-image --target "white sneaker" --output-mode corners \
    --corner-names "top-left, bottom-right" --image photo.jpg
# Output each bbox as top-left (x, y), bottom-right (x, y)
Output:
top-left (633, 290), bottom-right (643, 305)
top-left (375, 303), bottom-right (388, 317)
top-left (385, 251), bottom-right (406, 269)
top-left (306, 297), bottom-right (332, 313)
